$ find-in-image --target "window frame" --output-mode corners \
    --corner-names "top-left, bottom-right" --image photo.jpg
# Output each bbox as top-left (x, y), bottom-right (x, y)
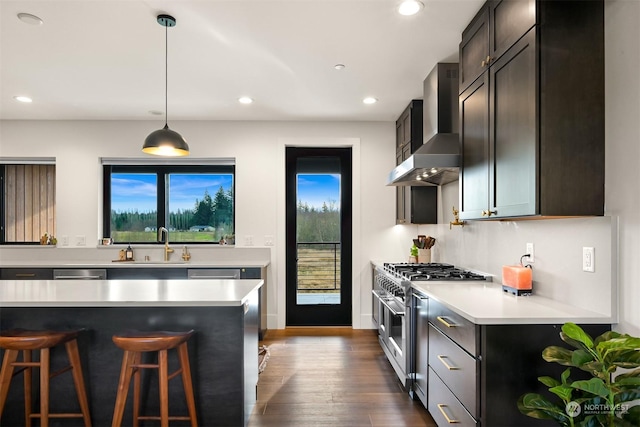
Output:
top-left (103, 163), bottom-right (235, 245)
top-left (1, 158), bottom-right (56, 245)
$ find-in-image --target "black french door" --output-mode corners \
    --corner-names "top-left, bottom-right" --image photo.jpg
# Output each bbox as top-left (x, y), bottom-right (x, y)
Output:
top-left (285, 147), bottom-right (352, 326)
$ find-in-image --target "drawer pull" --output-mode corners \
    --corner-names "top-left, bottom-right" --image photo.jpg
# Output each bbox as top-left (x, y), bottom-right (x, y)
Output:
top-left (437, 404), bottom-right (460, 424)
top-left (437, 316), bottom-right (458, 328)
top-left (437, 355), bottom-right (460, 370)
top-left (15, 273), bottom-right (36, 277)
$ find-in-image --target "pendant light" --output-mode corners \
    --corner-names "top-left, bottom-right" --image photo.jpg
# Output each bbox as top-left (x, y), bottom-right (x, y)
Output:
top-left (142, 14), bottom-right (189, 156)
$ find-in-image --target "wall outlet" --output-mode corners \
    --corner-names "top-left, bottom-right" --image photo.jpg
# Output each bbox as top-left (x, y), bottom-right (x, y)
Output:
top-left (264, 235), bottom-right (274, 246)
top-left (245, 235), bottom-right (254, 246)
top-left (76, 235), bottom-right (86, 246)
top-left (61, 235), bottom-right (69, 246)
top-left (526, 243), bottom-right (535, 263)
top-left (583, 247), bottom-right (595, 272)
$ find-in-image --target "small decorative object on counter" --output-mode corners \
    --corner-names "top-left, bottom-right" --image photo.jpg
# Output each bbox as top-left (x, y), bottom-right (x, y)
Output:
top-left (125, 244), bottom-right (134, 261)
top-left (502, 254), bottom-right (533, 296)
top-left (409, 244), bottom-right (419, 263)
top-left (39, 233), bottom-right (57, 245)
top-left (118, 249), bottom-right (126, 261)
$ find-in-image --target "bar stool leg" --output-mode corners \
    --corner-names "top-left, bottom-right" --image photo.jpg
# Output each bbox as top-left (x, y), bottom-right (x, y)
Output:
top-left (158, 349), bottom-right (169, 427)
top-left (132, 352), bottom-right (141, 427)
top-left (65, 339), bottom-right (92, 426)
top-left (39, 348), bottom-right (50, 427)
top-left (177, 343), bottom-right (198, 427)
top-left (0, 349), bottom-right (19, 417)
top-left (112, 350), bottom-right (136, 427)
top-left (23, 350), bottom-right (33, 427)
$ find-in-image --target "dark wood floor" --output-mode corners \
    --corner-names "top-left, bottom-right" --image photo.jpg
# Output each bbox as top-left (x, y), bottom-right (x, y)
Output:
top-left (248, 328), bottom-right (436, 427)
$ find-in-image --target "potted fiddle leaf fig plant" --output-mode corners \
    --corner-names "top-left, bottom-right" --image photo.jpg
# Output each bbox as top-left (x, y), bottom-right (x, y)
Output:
top-left (518, 322), bottom-right (640, 427)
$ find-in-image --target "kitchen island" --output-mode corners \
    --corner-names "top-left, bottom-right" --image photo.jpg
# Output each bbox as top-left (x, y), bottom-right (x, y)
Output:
top-left (0, 279), bottom-right (263, 426)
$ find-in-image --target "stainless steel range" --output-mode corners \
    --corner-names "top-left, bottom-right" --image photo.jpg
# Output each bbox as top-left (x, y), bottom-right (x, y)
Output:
top-left (372, 262), bottom-right (489, 390)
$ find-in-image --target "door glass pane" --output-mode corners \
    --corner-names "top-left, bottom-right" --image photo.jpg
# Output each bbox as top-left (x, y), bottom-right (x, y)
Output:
top-left (167, 173), bottom-right (234, 243)
top-left (296, 173), bottom-right (341, 305)
top-left (110, 173), bottom-right (158, 242)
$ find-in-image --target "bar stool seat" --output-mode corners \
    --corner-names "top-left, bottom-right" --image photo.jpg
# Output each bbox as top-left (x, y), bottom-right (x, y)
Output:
top-left (111, 330), bottom-right (197, 427)
top-left (0, 329), bottom-right (92, 427)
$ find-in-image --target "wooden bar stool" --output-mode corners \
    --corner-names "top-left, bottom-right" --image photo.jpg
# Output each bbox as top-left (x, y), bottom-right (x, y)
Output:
top-left (111, 330), bottom-right (197, 427)
top-left (0, 329), bottom-right (92, 427)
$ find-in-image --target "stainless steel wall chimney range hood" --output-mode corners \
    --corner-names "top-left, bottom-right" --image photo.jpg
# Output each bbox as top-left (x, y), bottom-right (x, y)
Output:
top-left (387, 63), bottom-right (459, 186)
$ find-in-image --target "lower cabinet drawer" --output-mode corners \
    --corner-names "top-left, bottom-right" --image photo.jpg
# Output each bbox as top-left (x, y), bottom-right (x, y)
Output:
top-left (428, 367), bottom-right (478, 427)
top-left (429, 324), bottom-right (478, 418)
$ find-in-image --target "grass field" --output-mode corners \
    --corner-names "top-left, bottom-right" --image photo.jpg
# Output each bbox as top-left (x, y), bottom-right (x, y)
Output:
top-left (296, 247), bottom-right (341, 294)
top-left (112, 231), bottom-right (222, 243)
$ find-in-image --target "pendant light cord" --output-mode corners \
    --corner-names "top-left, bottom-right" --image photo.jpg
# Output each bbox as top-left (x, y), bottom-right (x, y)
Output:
top-left (165, 21), bottom-right (168, 127)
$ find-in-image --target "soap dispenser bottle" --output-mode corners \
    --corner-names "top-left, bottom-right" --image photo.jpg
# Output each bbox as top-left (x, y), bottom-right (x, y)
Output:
top-left (125, 244), bottom-right (134, 261)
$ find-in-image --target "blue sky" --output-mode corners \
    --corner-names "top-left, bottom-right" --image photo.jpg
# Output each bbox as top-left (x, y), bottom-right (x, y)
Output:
top-left (111, 173), bottom-right (233, 213)
top-left (297, 174), bottom-right (341, 209)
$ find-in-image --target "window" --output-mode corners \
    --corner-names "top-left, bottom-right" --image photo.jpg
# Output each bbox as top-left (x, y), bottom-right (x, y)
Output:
top-left (103, 162), bottom-right (234, 244)
top-left (1, 159), bottom-right (56, 245)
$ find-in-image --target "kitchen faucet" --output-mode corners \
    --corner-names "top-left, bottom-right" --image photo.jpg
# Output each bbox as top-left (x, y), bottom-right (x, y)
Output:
top-left (158, 226), bottom-right (174, 261)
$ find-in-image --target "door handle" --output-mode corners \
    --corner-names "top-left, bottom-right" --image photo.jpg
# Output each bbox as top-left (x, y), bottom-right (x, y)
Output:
top-left (437, 404), bottom-right (460, 424)
top-left (436, 316), bottom-right (458, 328)
top-left (437, 355), bottom-right (460, 370)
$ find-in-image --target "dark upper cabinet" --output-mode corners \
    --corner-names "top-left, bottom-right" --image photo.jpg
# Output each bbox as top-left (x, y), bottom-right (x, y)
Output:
top-left (395, 100), bottom-right (437, 225)
top-left (459, 0), bottom-right (536, 94)
top-left (459, 0), bottom-right (604, 220)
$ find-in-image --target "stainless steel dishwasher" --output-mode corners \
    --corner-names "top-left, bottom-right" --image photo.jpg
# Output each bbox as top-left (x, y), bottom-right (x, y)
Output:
top-left (53, 269), bottom-right (107, 280)
top-left (187, 269), bottom-right (241, 280)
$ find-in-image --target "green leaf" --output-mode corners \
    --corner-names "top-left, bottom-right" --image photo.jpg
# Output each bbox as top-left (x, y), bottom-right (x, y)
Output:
top-left (571, 378), bottom-right (609, 398)
top-left (616, 368), bottom-right (640, 380)
top-left (549, 385), bottom-right (574, 402)
top-left (614, 376), bottom-right (640, 386)
top-left (603, 348), bottom-right (640, 369)
top-left (561, 368), bottom-right (572, 385)
top-left (539, 376), bottom-right (561, 388)
top-left (614, 389), bottom-right (640, 403)
top-left (621, 404), bottom-right (640, 425)
top-left (572, 349), bottom-right (595, 367)
top-left (562, 323), bottom-right (595, 349)
top-left (594, 330), bottom-right (622, 346)
top-left (517, 393), bottom-right (570, 424)
top-left (544, 346), bottom-right (576, 366)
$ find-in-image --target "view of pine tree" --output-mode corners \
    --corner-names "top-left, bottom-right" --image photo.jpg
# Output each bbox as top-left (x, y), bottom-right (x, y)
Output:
top-left (213, 186), bottom-right (233, 228)
top-left (297, 200), bottom-right (340, 243)
top-left (192, 190), bottom-right (214, 226)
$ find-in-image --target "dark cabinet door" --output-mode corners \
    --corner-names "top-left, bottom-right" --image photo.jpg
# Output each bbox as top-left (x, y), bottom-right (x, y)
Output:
top-left (396, 187), bottom-right (406, 225)
top-left (0, 268), bottom-right (53, 280)
top-left (488, 0), bottom-right (536, 63)
top-left (459, 75), bottom-right (490, 220)
top-left (489, 28), bottom-right (537, 218)
top-left (459, 5), bottom-right (489, 93)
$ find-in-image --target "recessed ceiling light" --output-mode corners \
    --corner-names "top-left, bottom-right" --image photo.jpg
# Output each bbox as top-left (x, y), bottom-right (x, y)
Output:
top-left (363, 97), bottom-right (378, 105)
top-left (238, 97), bottom-right (254, 104)
top-left (398, 0), bottom-right (424, 16)
top-left (17, 13), bottom-right (43, 25)
top-left (14, 96), bottom-right (33, 103)
top-left (334, 64), bottom-right (346, 70)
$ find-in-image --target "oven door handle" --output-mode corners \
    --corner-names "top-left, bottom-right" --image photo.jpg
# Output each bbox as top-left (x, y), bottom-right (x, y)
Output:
top-left (379, 297), bottom-right (405, 316)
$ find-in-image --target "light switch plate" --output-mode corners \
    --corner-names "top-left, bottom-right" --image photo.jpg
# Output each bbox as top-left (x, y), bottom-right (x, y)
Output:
top-left (76, 235), bottom-right (85, 246)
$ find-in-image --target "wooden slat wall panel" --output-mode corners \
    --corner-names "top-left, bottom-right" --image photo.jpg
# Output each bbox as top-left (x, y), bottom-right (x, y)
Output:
top-left (4, 164), bottom-right (55, 243)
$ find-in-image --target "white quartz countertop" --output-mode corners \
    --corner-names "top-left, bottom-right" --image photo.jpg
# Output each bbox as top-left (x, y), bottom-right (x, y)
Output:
top-left (411, 281), bottom-right (613, 325)
top-left (0, 279), bottom-right (263, 307)
top-left (0, 261), bottom-right (269, 268)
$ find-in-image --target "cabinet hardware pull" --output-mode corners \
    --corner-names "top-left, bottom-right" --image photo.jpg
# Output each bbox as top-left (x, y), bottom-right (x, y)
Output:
top-left (486, 55), bottom-right (492, 63)
top-left (481, 60), bottom-right (486, 67)
top-left (481, 210), bottom-right (488, 217)
top-left (436, 316), bottom-right (457, 328)
top-left (437, 404), bottom-right (460, 424)
top-left (15, 273), bottom-right (36, 277)
top-left (437, 355), bottom-right (460, 370)
top-left (488, 210), bottom-right (497, 217)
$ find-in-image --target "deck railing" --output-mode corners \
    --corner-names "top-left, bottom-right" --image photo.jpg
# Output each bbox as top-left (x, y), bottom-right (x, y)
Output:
top-left (296, 242), bottom-right (341, 293)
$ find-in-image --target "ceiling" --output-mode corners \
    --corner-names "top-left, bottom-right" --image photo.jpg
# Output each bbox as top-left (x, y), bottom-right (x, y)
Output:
top-left (0, 0), bottom-right (483, 122)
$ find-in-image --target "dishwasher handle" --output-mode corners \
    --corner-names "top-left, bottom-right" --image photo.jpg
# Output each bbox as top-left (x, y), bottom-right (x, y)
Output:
top-left (53, 269), bottom-right (107, 280)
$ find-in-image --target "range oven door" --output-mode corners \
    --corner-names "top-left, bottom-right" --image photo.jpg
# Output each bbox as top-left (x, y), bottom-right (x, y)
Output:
top-left (379, 295), bottom-right (409, 388)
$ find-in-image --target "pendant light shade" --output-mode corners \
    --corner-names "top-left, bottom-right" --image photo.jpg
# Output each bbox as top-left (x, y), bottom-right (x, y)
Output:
top-left (143, 14), bottom-right (189, 156)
